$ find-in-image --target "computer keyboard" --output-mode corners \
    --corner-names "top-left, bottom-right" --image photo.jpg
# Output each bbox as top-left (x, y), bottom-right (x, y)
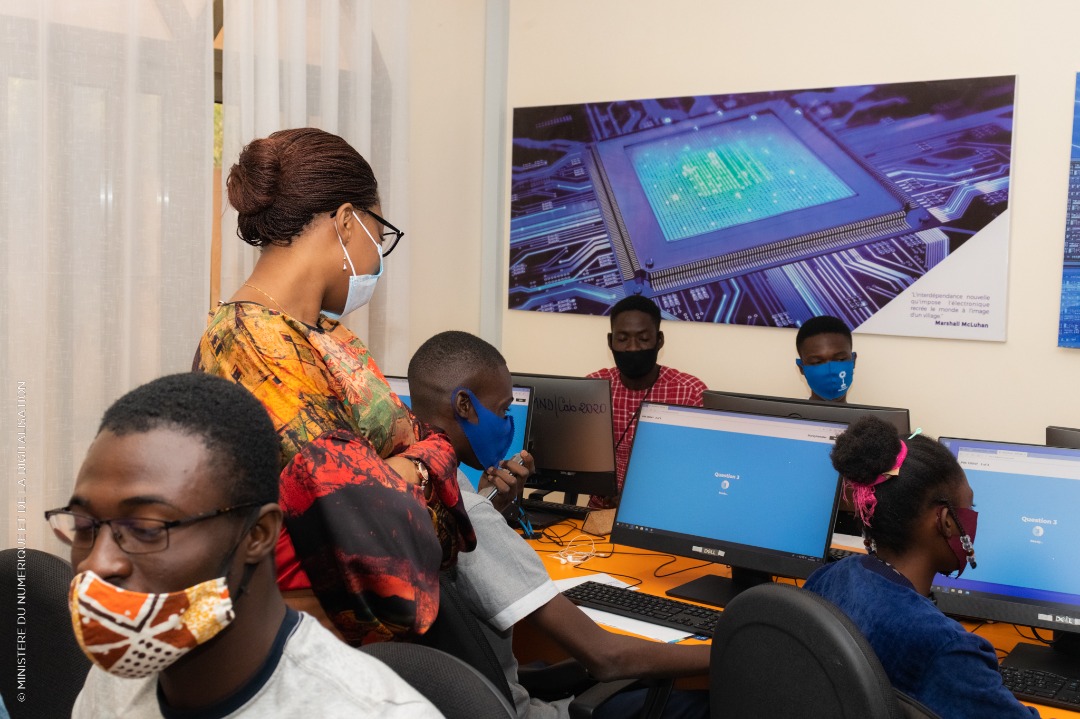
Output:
top-left (520, 497), bottom-right (591, 520)
top-left (1001, 666), bottom-right (1080, 710)
top-left (828, 547), bottom-right (859, 563)
top-left (562, 581), bottom-right (720, 638)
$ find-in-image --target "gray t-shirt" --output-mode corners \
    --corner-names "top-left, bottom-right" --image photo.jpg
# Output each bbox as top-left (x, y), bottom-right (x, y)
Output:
top-left (72, 611), bottom-right (443, 718)
top-left (455, 473), bottom-right (569, 719)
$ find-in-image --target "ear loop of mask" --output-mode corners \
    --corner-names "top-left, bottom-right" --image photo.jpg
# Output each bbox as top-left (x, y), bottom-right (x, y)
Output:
top-left (218, 508), bottom-right (263, 602)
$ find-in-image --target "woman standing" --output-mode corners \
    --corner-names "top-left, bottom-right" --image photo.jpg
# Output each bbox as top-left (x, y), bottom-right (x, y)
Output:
top-left (195, 128), bottom-right (473, 645)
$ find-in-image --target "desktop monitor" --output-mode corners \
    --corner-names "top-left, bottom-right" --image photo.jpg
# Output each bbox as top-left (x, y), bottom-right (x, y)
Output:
top-left (1046, 426), bottom-right (1080, 449)
top-left (509, 373), bottom-right (618, 497)
top-left (612, 402), bottom-right (846, 608)
top-left (702, 390), bottom-right (910, 435)
top-left (702, 391), bottom-right (909, 538)
top-left (384, 376), bottom-right (533, 490)
top-left (934, 437), bottom-right (1080, 675)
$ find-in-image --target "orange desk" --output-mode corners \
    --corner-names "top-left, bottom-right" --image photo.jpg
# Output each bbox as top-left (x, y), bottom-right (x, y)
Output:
top-left (519, 519), bottom-right (1078, 718)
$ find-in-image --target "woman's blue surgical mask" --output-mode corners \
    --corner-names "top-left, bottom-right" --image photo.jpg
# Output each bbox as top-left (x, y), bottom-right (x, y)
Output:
top-left (797, 355), bottom-right (856, 401)
top-left (324, 211), bottom-right (383, 320)
top-left (454, 388), bottom-right (514, 471)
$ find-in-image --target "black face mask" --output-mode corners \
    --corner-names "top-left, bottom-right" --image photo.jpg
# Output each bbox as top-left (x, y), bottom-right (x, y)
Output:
top-left (613, 347), bottom-right (659, 379)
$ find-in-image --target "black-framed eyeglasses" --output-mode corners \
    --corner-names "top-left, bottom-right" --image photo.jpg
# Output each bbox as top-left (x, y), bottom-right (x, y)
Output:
top-left (44, 502), bottom-right (262, 555)
top-left (331, 207), bottom-right (405, 258)
top-left (365, 209), bottom-right (405, 258)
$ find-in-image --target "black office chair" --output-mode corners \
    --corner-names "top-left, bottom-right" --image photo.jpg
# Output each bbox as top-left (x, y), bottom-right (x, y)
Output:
top-left (0, 548), bottom-right (90, 719)
top-left (421, 569), bottom-right (672, 718)
top-left (709, 582), bottom-right (940, 719)
top-left (418, 570), bottom-right (517, 703)
top-left (360, 642), bottom-right (516, 718)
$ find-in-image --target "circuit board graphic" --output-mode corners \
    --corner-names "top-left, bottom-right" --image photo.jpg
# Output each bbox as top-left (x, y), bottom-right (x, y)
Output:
top-left (1057, 75), bottom-right (1080, 349)
top-left (510, 78), bottom-right (1014, 330)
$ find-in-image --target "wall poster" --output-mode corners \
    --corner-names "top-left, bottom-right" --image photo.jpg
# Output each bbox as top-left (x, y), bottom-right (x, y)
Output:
top-left (510, 76), bottom-right (1015, 340)
top-left (1058, 73), bottom-right (1080, 349)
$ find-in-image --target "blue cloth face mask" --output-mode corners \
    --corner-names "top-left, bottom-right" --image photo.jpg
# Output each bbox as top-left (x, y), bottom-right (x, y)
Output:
top-left (324, 211), bottom-right (383, 321)
top-left (796, 356), bottom-right (855, 401)
top-left (454, 387), bottom-right (515, 471)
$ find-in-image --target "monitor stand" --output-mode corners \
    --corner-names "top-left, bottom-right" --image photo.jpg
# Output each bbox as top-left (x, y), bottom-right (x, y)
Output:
top-left (664, 567), bottom-right (772, 609)
top-left (1002, 632), bottom-right (1080, 679)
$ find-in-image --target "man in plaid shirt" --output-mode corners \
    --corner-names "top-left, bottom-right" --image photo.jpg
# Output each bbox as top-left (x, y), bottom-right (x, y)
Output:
top-left (587, 296), bottom-right (707, 508)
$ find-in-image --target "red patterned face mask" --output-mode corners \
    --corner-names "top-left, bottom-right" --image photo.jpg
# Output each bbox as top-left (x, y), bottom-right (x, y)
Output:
top-left (69, 570), bottom-right (235, 678)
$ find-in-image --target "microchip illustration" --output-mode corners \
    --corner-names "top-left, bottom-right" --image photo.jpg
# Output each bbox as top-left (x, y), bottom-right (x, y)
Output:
top-left (588, 101), bottom-right (932, 293)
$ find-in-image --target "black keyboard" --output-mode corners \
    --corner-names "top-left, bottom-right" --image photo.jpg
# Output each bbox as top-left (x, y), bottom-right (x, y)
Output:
top-left (1001, 666), bottom-right (1080, 710)
top-left (562, 581), bottom-right (720, 638)
top-left (828, 547), bottom-right (859, 563)
top-left (520, 497), bottom-right (591, 520)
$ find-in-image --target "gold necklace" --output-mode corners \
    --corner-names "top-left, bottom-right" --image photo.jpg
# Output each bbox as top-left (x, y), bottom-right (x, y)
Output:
top-left (242, 283), bottom-right (288, 314)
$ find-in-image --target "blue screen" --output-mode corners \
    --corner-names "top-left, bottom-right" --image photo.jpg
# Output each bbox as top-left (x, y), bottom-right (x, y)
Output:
top-left (385, 377), bottom-right (531, 490)
top-left (617, 405), bottom-right (842, 559)
top-left (935, 439), bottom-right (1080, 606)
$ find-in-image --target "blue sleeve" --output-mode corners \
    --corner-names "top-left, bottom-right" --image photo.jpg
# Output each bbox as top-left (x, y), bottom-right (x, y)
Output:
top-left (918, 631), bottom-right (1040, 718)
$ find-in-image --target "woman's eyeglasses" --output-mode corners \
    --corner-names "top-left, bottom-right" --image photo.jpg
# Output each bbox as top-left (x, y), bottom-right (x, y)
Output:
top-left (331, 206), bottom-right (405, 258)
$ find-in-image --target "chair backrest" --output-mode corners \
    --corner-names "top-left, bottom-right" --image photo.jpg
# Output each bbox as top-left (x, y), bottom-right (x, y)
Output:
top-left (360, 642), bottom-right (515, 719)
top-left (710, 582), bottom-right (934, 719)
top-left (417, 569), bottom-right (515, 703)
top-left (0, 548), bottom-right (90, 719)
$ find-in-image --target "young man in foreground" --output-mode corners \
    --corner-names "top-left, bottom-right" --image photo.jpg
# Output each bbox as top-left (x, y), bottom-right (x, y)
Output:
top-left (54, 373), bottom-right (441, 718)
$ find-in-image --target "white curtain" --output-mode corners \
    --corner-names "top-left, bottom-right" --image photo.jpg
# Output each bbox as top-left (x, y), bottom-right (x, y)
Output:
top-left (0, 1), bottom-right (213, 552)
top-left (220, 0), bottom-right (411, 370)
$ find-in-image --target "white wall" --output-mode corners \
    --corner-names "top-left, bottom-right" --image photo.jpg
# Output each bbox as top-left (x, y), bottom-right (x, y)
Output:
top-left (411, 0), bottom-right (1080, 444)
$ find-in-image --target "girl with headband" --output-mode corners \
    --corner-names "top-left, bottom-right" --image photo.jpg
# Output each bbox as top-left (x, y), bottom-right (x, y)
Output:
top-left (805, 416), bottom-right (1037, 718)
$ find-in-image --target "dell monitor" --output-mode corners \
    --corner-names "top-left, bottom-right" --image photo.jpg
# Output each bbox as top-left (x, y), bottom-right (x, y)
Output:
top-left (384, 376), bottom-right (533, 490)
top-left (934, 437), bottom-right (1080, 676)
top-left (612, 403), bottom-right (846, 608)
top-left (1047, 426), bottom-right (1080, 449)
top-left (702, 390), bottom-right (910, 435)
top-left (509, 373), bottom-right (618, 498)
top-left (702, 391), bottom-right (909, 538)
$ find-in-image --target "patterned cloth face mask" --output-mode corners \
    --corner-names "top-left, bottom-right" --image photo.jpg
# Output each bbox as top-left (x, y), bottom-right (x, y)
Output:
top-left (945, 506), bottom-right (979, 577)
top-left (69, 570), bottom-right (235, 679)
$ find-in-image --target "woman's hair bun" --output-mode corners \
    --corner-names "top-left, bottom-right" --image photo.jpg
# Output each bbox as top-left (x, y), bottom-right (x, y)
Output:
top-left (227, 138), bottom-right (281, 217)
top-left (830, 416), bottom-right (902, 486)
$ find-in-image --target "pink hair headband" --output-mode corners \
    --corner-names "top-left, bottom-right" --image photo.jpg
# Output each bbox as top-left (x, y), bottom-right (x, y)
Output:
top-left (850, 440), bottom-right (908, 526)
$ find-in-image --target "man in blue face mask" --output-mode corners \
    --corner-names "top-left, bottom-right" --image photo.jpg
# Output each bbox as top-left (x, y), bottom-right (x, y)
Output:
top-left (407, 331), bottom-right (710, 719)
top-left (795, 315), bottom-right (857, 403)
top-left (408, 331), bottom-right (526, 511)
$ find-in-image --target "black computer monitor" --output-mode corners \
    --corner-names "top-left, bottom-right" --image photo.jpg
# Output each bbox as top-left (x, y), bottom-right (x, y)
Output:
top-left (612, 402), bottom-right (846, 608)
top-left (702, 390), bottom-right (910, 435)
top-left (384, 376), bottom-right (534, 490)
top-left (1047, 426), bottom-right (1080, 449)
top-left (934, 436), bottom-right (1080, 676)
top-left (509, 373), bottom-right (618, 497)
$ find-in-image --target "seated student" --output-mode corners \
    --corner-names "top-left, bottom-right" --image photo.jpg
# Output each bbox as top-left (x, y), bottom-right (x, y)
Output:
top-left (53, 373), bottom-right (441, 718)
top-left (408, 331), bottom-right (710, 719)
top-left (804, 417), bottom-right (1038, 718)
top-left (795, 315), bottom-right (856, 403)
top-left (588, 296), bottom-right (707, 508)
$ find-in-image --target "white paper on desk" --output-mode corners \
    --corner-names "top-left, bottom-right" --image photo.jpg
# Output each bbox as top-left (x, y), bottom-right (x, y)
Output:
top-left (553, 573), bottom-right (630, 591)
top-left (578, 607), bottom-right (694, 643)
top-left (554, 574), bottom-right (694, 643)
top-left (831, 532), bottom-right (866, 551)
